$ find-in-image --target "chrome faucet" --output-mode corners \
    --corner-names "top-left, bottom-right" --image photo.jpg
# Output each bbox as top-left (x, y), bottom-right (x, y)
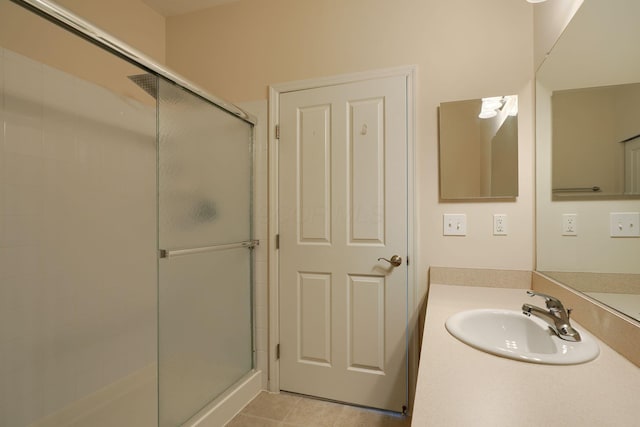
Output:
top-left (522, 290), bottom-right (582, 342)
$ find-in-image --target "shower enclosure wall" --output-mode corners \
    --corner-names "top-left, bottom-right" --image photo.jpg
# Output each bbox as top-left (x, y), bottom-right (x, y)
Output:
top-left (0, 1), bottom-right (258, 425)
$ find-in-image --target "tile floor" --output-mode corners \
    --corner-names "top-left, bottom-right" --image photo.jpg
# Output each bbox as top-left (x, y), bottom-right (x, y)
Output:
top-left (226, 391), bottom-right (411, 427)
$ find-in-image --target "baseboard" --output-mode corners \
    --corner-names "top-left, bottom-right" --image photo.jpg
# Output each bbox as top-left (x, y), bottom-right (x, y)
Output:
top-left (187, 370), bottom-right (262, 427)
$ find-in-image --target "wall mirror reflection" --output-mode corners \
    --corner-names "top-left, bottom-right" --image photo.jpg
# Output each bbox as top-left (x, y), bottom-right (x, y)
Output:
top-left (438, 96), bottom-right (519, 200)
top-left (552, 83), bottom-right (640, 199)
top-left (536, 0), bottom-right (640, 323)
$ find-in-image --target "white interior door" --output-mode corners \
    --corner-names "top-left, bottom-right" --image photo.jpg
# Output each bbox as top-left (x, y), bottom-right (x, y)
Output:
top-left (278, 75), bottom-right (408, 412)
top-left (625, 138), bottom-right (640, 194)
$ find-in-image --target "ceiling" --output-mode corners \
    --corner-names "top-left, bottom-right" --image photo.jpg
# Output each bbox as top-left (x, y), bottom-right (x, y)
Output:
top-left (142, 0), bottom-right (240, 16)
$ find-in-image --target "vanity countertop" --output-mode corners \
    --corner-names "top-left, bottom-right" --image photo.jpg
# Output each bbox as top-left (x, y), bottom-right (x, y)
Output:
top-left (411, 284), bottom-right (640, 426)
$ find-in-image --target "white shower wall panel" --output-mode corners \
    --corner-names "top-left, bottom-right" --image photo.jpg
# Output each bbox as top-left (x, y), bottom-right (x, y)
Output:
top-left (0, 48), bottom-right (157, 426)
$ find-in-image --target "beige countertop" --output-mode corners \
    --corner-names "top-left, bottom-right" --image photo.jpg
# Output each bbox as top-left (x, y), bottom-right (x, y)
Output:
top-left (411, 284), bottom-right (640, 427)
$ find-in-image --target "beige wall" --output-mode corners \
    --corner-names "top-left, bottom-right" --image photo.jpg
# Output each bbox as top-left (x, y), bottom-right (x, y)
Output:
top-left (166, 0), bottom-right (536, 301)
top-left (533, 0), bottom-right (583, 70)
top-left (55, 0), bottom-right (166, 64)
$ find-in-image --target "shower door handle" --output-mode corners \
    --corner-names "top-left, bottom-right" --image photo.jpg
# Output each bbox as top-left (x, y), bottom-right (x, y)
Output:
top-left (159, 239), bottom-right (259, 258)
top-left (377, 255), bottom-right (402, 267)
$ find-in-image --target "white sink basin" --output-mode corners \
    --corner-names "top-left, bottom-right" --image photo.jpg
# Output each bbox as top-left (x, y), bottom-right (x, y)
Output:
top-left (445, 309), bottom-right (599, 365)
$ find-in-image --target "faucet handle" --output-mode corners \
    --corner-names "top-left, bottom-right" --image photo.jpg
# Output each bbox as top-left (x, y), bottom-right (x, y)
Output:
top-left (526, 290), bottom-right (565, 310)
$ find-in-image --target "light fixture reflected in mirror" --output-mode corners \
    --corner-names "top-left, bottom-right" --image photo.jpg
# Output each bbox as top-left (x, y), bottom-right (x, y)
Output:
top-left (479, 97), bottom-right (502, 119)
top-left (478, 95), bottom-right (518, 119)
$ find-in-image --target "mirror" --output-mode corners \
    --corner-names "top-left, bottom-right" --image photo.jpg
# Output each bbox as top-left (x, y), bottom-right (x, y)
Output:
top-left (536, 0), bottom-right (640, 322)
top-left (439, 96), bottom-right (519, 200)
top-left (551, 83), bottom-right (640, 199)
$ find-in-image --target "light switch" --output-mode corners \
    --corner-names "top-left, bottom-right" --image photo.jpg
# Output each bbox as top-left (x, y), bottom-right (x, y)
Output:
top-left (443, 214), bottom-right (467, 236)
top-left (610, 212), bottom-right (640, 237)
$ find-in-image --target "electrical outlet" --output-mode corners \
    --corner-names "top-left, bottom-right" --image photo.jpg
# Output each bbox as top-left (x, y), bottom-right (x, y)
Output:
top-left (562, 214), bottom-right (577, 236)
top-left (443, 214), bottom-right (467, 236)
top-left (610, 212), bottom-right (640, 237)
top-left (493, 214), bottom-right (507, 236)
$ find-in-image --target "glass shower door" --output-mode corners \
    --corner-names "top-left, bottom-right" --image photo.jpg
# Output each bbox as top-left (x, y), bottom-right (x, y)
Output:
top-left (1, 2), bottom-right (159, 424)
top-left (157, 78), bottom-right (254, 427)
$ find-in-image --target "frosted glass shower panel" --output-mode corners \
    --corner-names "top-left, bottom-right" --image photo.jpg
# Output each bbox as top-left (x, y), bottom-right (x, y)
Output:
top-left (158, 77), bottom-right (254, 426)
top-left (158, 78), bottom-right (253, 250)
top-left (158, 248), bottom-right (253, 426)
top-left (0, 1), bottom-right (158, 423)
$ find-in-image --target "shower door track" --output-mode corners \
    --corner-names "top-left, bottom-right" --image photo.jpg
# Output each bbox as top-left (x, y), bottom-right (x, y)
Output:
top-left (10, 0), bottom-right (256, 126)
top-left (159, 240), bottom-right (260, 259)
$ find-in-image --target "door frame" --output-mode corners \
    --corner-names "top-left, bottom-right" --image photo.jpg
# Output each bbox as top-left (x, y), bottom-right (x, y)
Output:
top-left (267, 65), bottom-right (417, 409)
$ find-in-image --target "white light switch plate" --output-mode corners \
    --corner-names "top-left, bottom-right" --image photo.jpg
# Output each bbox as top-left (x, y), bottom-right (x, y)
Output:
top-left (610, 212), bottom-right (640, 237)
top-left (443, 214), bottom-right (467, 236)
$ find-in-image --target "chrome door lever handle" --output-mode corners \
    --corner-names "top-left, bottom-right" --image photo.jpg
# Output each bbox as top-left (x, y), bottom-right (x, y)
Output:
top-left (377, 255), bottom-right (402, 267)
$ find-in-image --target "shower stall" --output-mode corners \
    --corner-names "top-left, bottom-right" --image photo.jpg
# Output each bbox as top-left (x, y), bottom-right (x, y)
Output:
top-left (0, 1), bottom-right (259, 425)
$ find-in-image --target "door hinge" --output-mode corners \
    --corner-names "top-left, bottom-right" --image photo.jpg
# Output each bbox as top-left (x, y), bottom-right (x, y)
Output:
top-left (275, 124), bottom-right (280, 139)
top-left (275, 234), bottom-right (280, 250)
top-left (276, 343), bottom-right (280, 359)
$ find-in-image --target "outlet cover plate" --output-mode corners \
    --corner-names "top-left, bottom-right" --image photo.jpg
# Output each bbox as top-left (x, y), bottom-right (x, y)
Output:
top-left (493, 214), bottom-right (507, 236)
top-left (443, 214), bottom-right (467, 236)
top-left (562, 213), bottom-right (577, 236)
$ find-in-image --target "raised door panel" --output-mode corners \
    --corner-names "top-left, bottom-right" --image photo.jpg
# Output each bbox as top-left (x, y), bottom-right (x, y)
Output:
top-left (348, 98), bottom-right (385, 245)
top-left (298, 105), bottom-right (331, 244)
top-left (347, 275), bottom-right (385, 373)
top-left (297, 272), bottom-right (332, 366)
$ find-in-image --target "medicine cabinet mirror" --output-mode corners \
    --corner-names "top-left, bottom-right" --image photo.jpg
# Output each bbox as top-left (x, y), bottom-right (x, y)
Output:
top-left (438, 96), bottom-right (518, 200)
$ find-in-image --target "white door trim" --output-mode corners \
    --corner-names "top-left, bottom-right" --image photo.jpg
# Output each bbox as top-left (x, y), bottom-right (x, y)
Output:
top-left (625, 138), bottom-right (640, 194)
top-left (267, 65), bottom-right (417, 409)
